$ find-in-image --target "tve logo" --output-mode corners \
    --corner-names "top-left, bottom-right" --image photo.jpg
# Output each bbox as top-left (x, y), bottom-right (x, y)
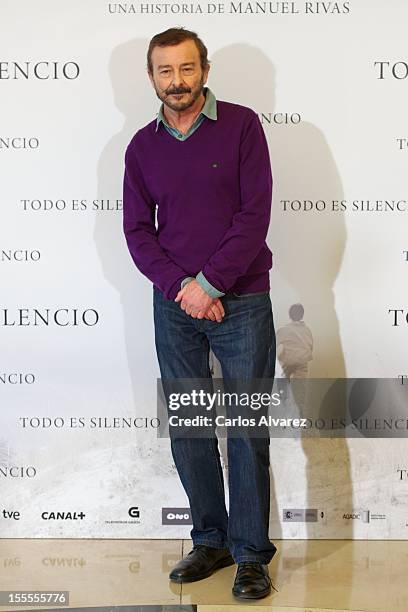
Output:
top-left (162, 508), bottom-right (192, 525)
top-left (1, 509), bottom-right (20, 520)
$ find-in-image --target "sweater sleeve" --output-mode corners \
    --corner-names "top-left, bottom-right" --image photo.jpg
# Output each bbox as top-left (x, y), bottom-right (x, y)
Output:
top-left (122, 142), bottom-right (189, 300)
top-left (200, 110), bottom-right (272, 293)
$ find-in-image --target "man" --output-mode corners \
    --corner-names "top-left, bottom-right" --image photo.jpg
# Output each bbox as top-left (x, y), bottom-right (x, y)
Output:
top-left (123, 27), bottom-right (277, 599)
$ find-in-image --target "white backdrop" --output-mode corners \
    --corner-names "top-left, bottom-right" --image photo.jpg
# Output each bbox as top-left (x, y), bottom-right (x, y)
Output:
top-left (1, 0), bottom-right (408, 539)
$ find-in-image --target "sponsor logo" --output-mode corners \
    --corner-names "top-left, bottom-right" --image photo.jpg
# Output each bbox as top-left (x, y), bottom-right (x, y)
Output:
top-left (162, 507), bottom-right (192, 525)
top-left (41, 511), bottom-right (86, 520)
top-left (283, 509), bottom-right (323, 522)
top-left (342, 510), bottom-right (386, 523)
top-left (104, 506), bottom-right (141, 525)
top-left (1, 509), bottom-right (21, 520)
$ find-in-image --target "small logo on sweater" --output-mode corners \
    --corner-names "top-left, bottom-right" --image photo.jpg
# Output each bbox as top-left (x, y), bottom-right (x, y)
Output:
top-left (211, 162), bottom-right (219, 168)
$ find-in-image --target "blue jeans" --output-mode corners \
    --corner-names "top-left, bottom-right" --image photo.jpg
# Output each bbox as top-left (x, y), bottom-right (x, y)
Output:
top-left (153, 287), bottom-right (277, 564)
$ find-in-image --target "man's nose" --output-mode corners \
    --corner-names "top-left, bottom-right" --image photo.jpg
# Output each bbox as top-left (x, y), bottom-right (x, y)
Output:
top-left (171, 70), bottom-right (185, 87)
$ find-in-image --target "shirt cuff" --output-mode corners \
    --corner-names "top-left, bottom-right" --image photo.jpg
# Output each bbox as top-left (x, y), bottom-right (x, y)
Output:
top-left (196, 271), bottom-right (225, 298)
top-left (180, 276), bottom-right (195, 290)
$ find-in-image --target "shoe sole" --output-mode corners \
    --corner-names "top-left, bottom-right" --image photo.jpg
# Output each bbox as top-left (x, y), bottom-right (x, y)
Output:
top-left (169, 554), bottom-right (235, 583)
top-left (232, 585), bottom-right (272, 599)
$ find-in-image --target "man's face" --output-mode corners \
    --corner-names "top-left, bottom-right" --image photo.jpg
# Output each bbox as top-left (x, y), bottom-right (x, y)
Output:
top-left (149, 39), bottom-right (209, 112)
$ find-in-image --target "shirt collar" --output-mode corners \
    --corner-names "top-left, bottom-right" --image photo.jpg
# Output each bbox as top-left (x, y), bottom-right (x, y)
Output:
top-left (155, 86), bottom-right (217, 132)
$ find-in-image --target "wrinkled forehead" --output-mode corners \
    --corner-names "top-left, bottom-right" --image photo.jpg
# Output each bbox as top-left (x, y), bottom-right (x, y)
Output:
top-left (151, 39), bottom-right (201, 69)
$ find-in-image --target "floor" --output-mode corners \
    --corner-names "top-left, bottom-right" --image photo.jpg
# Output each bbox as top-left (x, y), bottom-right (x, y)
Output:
top-left (0, 538), bottom-right (407, 611)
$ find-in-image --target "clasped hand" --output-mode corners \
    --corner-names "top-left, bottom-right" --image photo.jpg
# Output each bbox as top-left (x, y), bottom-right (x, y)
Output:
top-left (175, 279), bottom-right (225, 322)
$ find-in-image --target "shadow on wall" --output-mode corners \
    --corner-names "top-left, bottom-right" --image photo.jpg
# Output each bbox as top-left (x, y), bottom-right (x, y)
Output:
top-left (209, 43), bottom-right (352, 601)
top-left (94, 36), bottom-right (353, 604)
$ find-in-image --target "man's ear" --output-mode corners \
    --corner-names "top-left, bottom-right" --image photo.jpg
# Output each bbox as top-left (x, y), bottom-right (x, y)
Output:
top-left (203, 65), bottom-right (210, 85)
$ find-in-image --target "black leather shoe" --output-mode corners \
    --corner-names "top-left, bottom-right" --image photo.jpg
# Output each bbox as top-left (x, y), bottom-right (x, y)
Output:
top-left (232, 562), bottom-right (272, 599)
top-left (169, 544), bottom-right (235, 583)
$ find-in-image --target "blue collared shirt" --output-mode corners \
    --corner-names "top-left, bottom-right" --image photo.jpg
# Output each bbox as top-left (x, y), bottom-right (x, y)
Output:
top-left (155, 86), bottom-right (217, 141)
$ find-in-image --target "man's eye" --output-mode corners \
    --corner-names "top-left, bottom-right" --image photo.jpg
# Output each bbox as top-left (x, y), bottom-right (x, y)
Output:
top-left (161, 70), bottom-right (170, 75)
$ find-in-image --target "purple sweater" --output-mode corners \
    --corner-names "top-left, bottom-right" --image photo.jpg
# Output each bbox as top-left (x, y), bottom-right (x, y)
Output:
top-left (123, 100), bottom-right (273, 301)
